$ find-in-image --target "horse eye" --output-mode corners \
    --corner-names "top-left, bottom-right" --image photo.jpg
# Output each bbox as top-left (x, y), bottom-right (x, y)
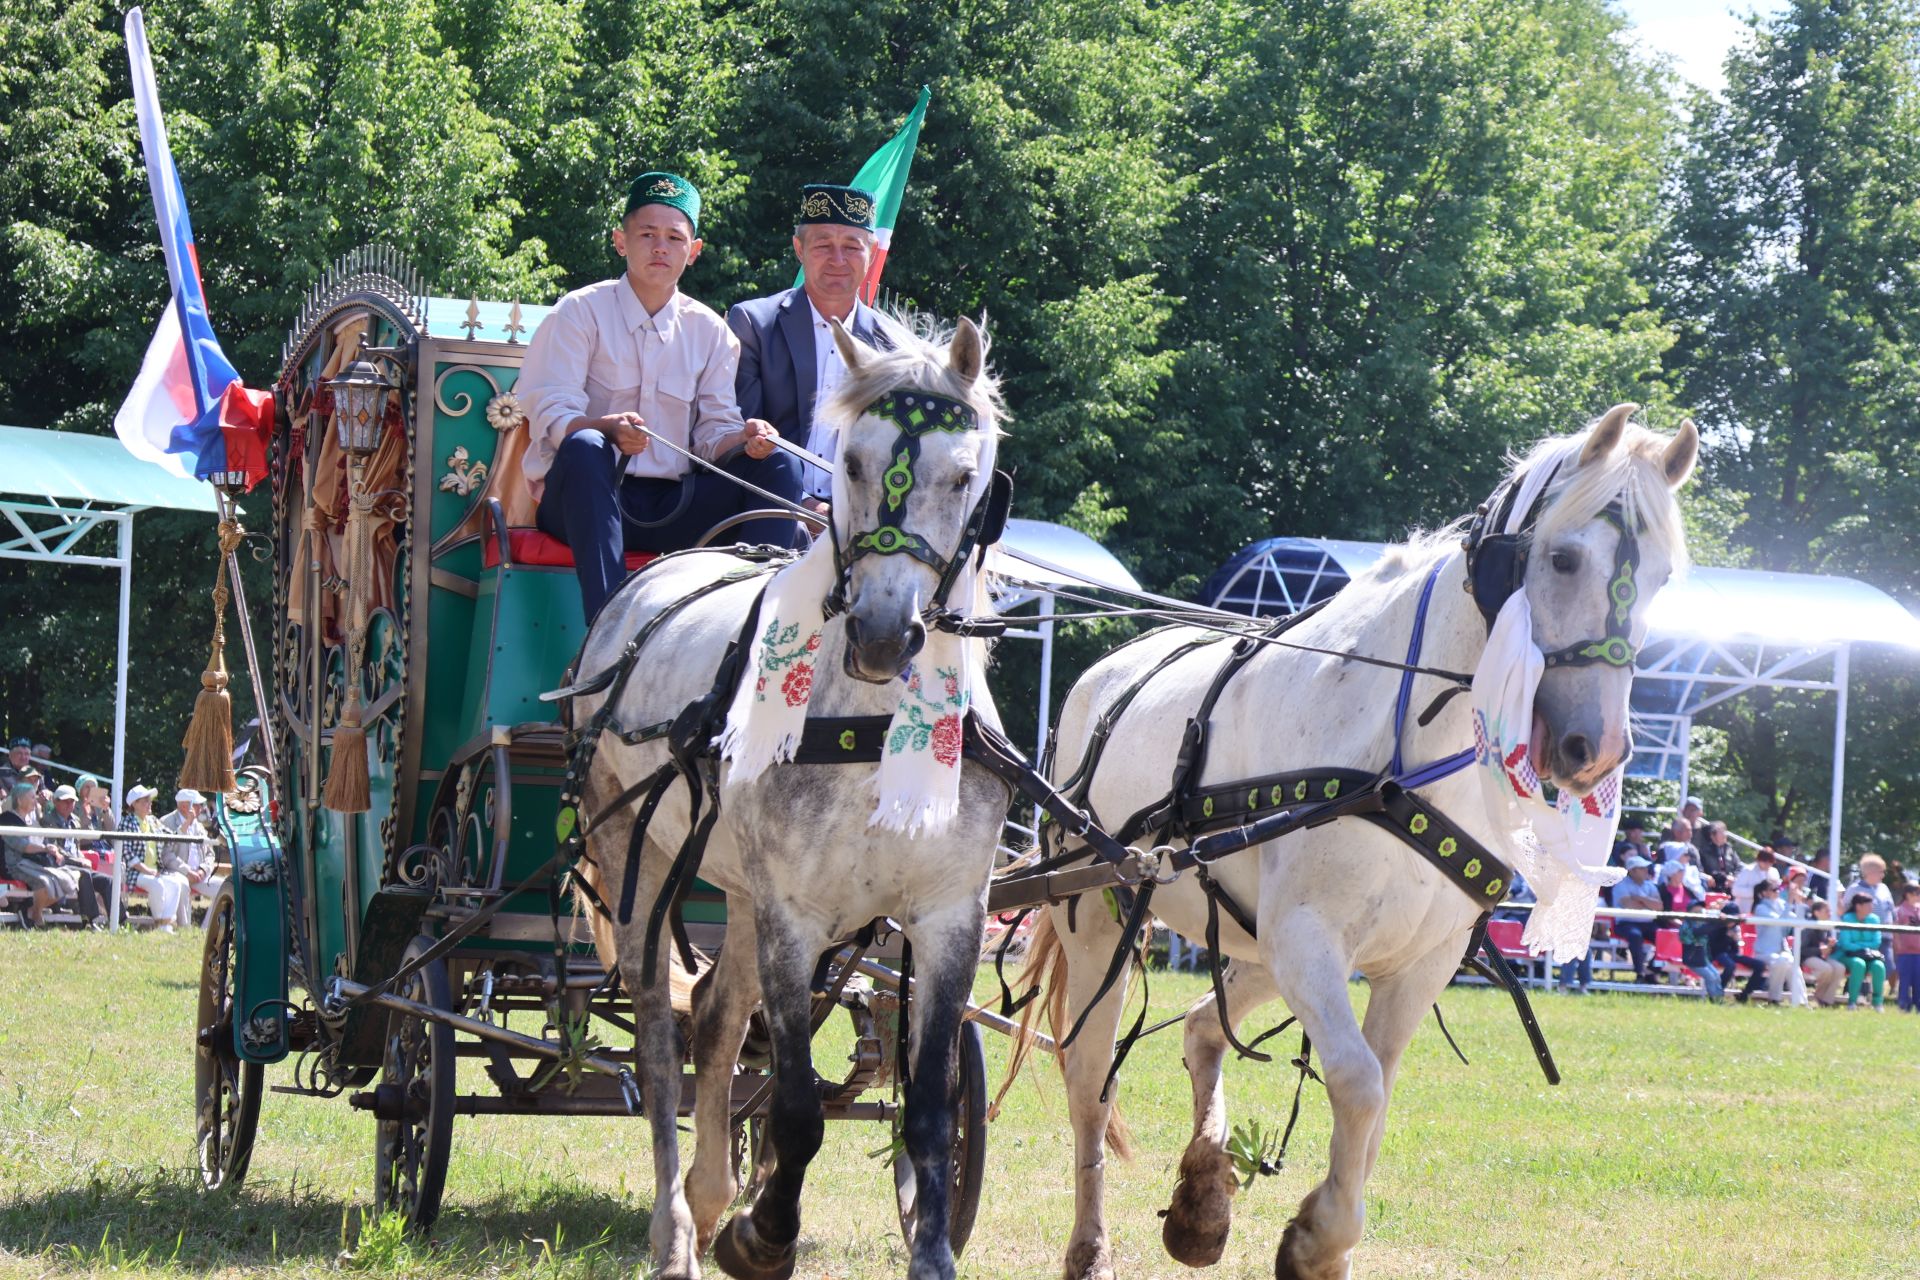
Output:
top-left (953, 471), bottom-right (976, 492)
top-left (845, 458), bottom-right (865, 482)
top-left (1550, 549), bottom-right (1579, 574)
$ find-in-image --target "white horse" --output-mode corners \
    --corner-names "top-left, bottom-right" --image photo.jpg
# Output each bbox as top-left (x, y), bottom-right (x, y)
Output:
top-left (1010, 408), bottom-right (1697, 1280)
top-left (569, 315), bottom-right (1008, 1280)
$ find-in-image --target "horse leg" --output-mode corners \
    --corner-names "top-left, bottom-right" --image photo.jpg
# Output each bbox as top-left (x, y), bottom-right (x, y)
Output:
top-left (1355, 935), bottom-right (1470, 1183)
top-left (898, 904), bottom-right (985, 1280)
top-left (712, 911), bottom-right (828, 1280)
top-left (1051, 898), bottom-right (1133, 1280)
top-left (1267, 921), bottom-right (1381, 1280)
top-left (1161, 960), bottom-right (1282, 1267)
top-left (608, 837), bottom-right (703, 1280)
top-left (684, 909), bottom-right (762, 1250)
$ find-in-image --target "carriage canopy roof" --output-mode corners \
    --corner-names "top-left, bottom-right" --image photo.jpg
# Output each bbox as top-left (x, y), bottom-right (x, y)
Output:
top-left (0, 424), bottom-right (219, 513)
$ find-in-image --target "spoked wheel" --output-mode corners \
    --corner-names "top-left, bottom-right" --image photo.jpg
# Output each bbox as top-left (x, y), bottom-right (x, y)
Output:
top-left (373, 936), bottom-right (455, 1231)
top-left (196, 885), bottom-right (264, 1191)
top-left (894, 1019), bottom-right (988, 1255)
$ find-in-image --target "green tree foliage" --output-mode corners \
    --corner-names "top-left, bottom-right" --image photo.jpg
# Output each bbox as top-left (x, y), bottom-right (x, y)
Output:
top-left (0, 0), bottom-right (1908, 853)
top-left (1661, 0), bottom-right (1920, 854)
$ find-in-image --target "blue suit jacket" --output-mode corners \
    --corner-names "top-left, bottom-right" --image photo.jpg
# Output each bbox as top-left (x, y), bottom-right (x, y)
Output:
top-left (726, 288), bottom-right (891, 447)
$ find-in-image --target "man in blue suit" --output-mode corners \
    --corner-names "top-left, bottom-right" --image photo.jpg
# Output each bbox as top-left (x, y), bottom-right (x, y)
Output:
top-left (728, 184), bottom-right (897, 520)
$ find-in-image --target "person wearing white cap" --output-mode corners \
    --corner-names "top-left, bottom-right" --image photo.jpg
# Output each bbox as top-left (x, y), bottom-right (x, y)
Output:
top-left (158, 787), bottom-right (222, 926)
top-left (118, 784), bottom-right (190, 933)
top-left (1611, 856), bottom-right (1665, 982)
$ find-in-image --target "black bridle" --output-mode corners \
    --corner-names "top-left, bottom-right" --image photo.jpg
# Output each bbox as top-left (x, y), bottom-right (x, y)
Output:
top-left (823, 387), bottom-right (1013, 625)
top-left (1462, 460), bottom-right (1644, 671)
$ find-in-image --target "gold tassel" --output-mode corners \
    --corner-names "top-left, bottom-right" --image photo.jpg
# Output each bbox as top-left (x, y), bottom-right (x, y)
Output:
top-left (180, 513), bottom-right (247, 795)
top-left (323, 458), bottom-right (375, 813)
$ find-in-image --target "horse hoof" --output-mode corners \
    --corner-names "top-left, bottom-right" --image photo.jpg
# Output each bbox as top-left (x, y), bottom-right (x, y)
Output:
top-left (1274, 1214), bottom-right (1345, 1280)
top-left (1160, 1152), bottom-right (1237, 1267)
top-left (711, 1214), bottom-right (795, 1280)
top-left (1063, 1237), bottom-right (1114, 1280)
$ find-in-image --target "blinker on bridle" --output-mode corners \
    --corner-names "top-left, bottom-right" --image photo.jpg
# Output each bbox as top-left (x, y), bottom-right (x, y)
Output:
top-left (824, 387), bottom-right (1013, 622)
top-left (1462, 461), bottom-right (1642, 671)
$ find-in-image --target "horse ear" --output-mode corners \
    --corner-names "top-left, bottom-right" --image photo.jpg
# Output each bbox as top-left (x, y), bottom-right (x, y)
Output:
top-left (1581, 403), bottom-right (1637, 466)
top-left (949, 315), bottom-right (984, 384)
top-left (829, 317), bottom-right (867, 372)
top-left (1663, 419), bottom-right (1700, 490)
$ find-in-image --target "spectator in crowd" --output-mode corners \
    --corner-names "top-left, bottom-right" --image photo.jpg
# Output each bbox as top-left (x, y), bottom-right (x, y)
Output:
top-left (1796, 842), bottom-right (1834, 902)
top-left (118, 784), bottom-right (189, 933)
top-left (1737, 879), bottom-right (1807, 1006)
top-left (1658, 860), bottom-right (1718, 997)
top-left (76, 776), bottom-right (114, 842)
top-left (1841, 854), bottom-right (1898, 936)
top-left (1730, 847), bottom-right (1782, 913)
top-left (0, 737), bottom-right (32, 793)
top-left (1612, 856), bottom-right (1665, 982)
top-left (158, 788), bottom-right (222, 923)
top-left (45, 784), bottom-right (113, 927)
top-left (1558, 917), bottom-right (1597, 995)
top-left (1891, 882), bottom-right (1920, 1014)
top-left (1655, 819), bottom-right (1691, 865)
top-left (2, 780), bottom-right (78, 927)
top-left (1682, 795), bottom-right (1710, 852)
top-left (1612, 819), bottom-right (1651, 868)
top-left (1697, 821), bottom-right (1739, 893)
top-left (1834, 892), bottom-right (1886, 1010)
top-left (1799, 898), bottom-right (1846, 1006)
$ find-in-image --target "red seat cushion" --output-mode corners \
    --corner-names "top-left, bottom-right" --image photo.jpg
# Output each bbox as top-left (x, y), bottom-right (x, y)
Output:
top-left (1485, 918), bottom-right (1528, 959)
top-left (483, 528), bottom-right (657, 572)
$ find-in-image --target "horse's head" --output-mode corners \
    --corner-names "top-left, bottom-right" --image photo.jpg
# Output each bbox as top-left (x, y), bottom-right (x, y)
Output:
top-left (821, 313), bottom-right (1005, 683)
top-left (1479, 404), bottom-right (1698, 792)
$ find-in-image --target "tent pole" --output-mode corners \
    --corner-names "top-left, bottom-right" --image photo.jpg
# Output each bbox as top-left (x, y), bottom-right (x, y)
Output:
top-left (1034, 591), bottom-right (1055, 831)
top-left (1827, 645), bottom-right (1849, 913)
top-left (109, 512), bottom-right (132, 932)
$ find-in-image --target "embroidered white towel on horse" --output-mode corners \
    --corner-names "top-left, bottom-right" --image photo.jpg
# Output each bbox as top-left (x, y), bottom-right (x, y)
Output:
top-left (1470, 441), bottom-right (1627, 963)
top-left (717, 535), bottom-right (980, 836)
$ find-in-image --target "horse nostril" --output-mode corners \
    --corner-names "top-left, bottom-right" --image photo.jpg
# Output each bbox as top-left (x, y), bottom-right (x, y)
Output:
top-left (1561, 733), bottom-right (1594, 770)
top-left (902, 621), bottom-right (927, 663)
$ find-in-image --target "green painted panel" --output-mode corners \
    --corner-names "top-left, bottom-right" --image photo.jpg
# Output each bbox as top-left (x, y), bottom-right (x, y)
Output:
top-left (427, 358), bottom-right (525, 547)
top-left (218, 789), bottom-right (290, 1065)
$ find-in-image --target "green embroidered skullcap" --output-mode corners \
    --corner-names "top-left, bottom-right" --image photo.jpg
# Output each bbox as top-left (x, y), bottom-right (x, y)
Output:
top-left (797, 183), bottom-right (878, 231)
top-left (623, 171), bottom-right (701, 233)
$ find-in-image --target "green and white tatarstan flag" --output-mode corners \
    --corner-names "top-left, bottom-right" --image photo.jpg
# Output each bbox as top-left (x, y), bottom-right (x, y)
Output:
top-left (798, 85), bottom-right (930, 304)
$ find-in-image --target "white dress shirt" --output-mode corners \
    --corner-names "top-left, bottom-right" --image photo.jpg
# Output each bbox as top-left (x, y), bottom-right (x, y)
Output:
top-left (518, 279), bottom-right (746, 494)
top-left (801, 298), bottom-right (851, 500)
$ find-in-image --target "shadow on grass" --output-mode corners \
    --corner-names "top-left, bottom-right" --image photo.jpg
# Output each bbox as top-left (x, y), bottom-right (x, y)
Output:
top-left (0, 1162), bottom-right (659, 1274)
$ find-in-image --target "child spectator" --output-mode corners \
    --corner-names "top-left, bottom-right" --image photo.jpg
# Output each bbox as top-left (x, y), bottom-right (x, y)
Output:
top-left (1799, 898), bottom-right (1847, 1006)
top-left (1834, 892), bottom-right (1887, 1011)
top-left (1891, 882), bottom-right (1920, 1014)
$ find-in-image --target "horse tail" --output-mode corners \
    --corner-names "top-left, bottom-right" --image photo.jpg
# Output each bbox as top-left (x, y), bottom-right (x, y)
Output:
top-left (991, 909), bottom-right (1135, 1161)
top-left (572, 851), bottom-right (705, 1017)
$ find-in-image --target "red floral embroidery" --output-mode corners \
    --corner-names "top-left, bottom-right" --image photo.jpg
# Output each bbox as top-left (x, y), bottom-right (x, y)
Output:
top-left (755, 675), bottom-right (767, 695)
top-left (782, 663), bottom-right (814, 707)
top-left (805, 634), bottom-right (821, 653)
top-left (931, 714), bottom-right (963, 767)
top-left (942, 674), bottom-right (960, 702)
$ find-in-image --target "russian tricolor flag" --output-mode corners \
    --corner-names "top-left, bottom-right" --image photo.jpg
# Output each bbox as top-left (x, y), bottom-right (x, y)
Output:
top-left (114, 7), bottom-right (271, 488)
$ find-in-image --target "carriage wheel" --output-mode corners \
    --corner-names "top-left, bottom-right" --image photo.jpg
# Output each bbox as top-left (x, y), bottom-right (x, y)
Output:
top-left (195, 885), bottom-right (264, 1191)
top-left (894, 1019), bottom-right (988, 1255)
top-left (373, 936), bottom-right (455, 1230)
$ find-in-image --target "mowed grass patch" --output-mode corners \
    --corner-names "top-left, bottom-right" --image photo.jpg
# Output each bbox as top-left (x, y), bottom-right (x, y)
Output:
top-left (1, 928), bottom-right (1915, 1278)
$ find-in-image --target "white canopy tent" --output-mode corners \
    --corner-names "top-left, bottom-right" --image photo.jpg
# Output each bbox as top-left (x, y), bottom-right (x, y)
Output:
top-left (1202, 535), bottom-right (1920, 903)
top-left (0, 424), bottom-right (220, 826)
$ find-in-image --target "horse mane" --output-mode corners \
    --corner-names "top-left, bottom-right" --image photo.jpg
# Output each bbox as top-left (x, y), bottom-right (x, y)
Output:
top-left (819, 310), bottom-right (1007, 436)
top-left (1354, 416), bottom-right (1690, 594)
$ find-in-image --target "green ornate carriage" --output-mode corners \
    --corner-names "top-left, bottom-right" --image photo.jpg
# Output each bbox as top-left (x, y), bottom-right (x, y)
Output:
top-left (193, 247), bottom-right (989, 1240)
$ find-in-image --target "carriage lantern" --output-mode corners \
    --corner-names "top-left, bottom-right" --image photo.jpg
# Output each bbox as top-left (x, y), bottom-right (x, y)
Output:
top-left (327, 358), bottom-right (395, 456)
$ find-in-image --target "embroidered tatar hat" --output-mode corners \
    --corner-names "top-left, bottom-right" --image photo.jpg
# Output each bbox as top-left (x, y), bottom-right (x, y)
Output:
top-left (622, 171), bottom-right (701, 234)
top-left (797, 183), bottom-right (878, 230)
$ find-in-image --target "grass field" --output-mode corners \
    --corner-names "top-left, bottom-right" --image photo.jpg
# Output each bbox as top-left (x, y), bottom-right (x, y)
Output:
top-left (2, 928), bottom-right (1915, 1279)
